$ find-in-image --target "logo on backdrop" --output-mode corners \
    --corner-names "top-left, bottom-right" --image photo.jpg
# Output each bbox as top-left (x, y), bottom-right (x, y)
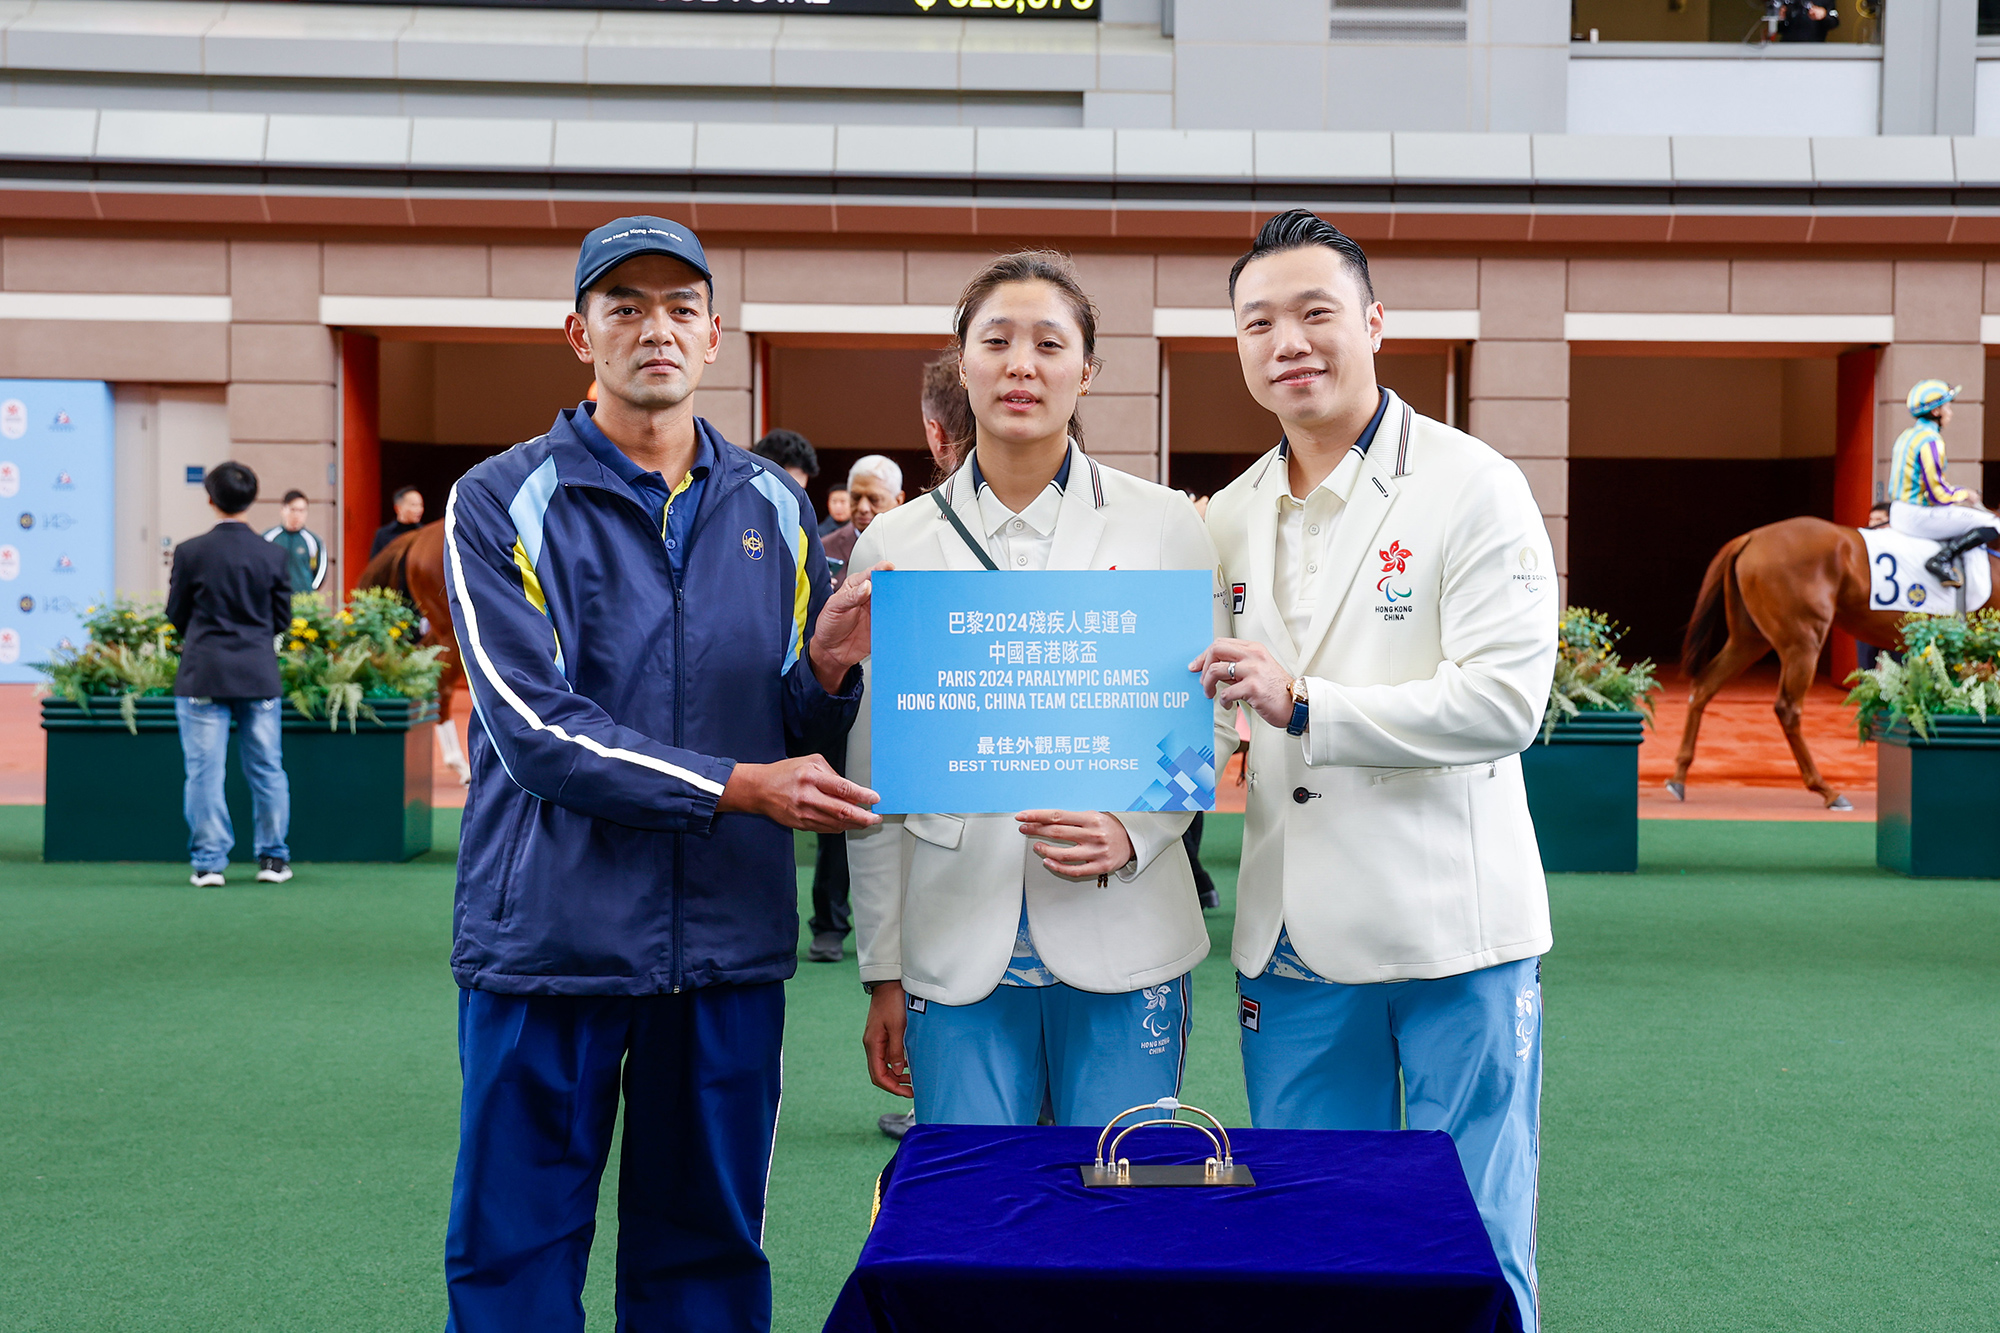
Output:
top-left (49, 410), bottom-right (72, 431)
top-left (16, 595), bottom-right (31, 613)
top-left (0, 627), bottom-right (17, 663)
top-left (16, 513), bottom-right (29, 530)
top-left (0, 461), bottom-right (16, 497)
top-left (52, 471), bottom-right (73, 490)
top-left (740, 529), bottom-right (764, 560)
top-left (0, 546), bottom-right (17, 580)
top-left (52, 553), bottom-right (75, 573)
top-left (0, 400), bottom-right (23, 440)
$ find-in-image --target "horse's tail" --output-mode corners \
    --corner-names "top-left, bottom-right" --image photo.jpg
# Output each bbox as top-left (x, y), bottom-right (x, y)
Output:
top-left (1682, 534), bottom-right (1750, 678)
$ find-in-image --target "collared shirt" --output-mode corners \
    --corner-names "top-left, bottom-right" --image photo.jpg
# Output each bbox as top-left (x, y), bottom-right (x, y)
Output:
top-left (967, 445), bottom-right (1075, 987)
top-left (573, 401), bottom-right (711, 581)
top-left (1273, 388), bottom-right (1389, 646)
top-left (971, 447), bottom-right (1073, 571)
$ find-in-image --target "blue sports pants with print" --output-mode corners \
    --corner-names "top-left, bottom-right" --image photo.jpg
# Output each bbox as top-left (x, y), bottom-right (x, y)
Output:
top-left (1238, 957), bottom-right (1542, 1333)
top-left (903, 976), bottom-right (1190, 1128)
top-left (444, 984), bottom-right (784, 1333)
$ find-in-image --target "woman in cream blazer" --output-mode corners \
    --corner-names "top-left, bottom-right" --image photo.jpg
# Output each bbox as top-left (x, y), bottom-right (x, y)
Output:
top-left (845, 251), bottom-right (1222, 1128)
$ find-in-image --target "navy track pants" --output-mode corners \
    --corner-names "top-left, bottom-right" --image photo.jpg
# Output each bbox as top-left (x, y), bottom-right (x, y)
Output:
top-left (444, 984), bottom-right (785, 1333)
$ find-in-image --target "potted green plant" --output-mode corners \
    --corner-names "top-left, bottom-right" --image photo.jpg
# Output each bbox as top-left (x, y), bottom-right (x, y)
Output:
top-left (1520, 607), bottom-right (1659, 873)
top-left (1846, 608), bottom-right (2000, 878)
top-left (36, 590), bottom-right (446, 864)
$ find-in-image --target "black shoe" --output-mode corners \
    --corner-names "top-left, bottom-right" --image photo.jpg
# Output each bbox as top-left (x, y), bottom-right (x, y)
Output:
top-left (256, 857), bottom-right (293, 884)
top-left (808, 931), bottom-right (844, 962)
top-left (878, 1111), bottom-right (914, 1140)
top-left (1198, 887), bottom-right (1220, 910)
top-left (1925, 527), bottom-right (2000, 586)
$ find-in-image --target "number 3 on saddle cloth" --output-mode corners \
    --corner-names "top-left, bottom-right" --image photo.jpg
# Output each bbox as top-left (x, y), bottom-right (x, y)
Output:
top-left (1863, 526), bottom-right (1994, 615)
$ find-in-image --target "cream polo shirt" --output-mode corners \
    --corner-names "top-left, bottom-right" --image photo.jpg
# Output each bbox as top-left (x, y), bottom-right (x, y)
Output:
top-left (975, 469), bottom-right (1064, 570)
top-left (1271, 389), bottom-right (1392, 646)
top-left (1274, 448), bottom-right (1365, 647)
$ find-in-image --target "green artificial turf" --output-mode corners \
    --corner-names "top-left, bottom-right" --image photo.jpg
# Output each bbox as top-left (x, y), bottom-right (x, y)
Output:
top-left (1, 810), bottom-right (1995, 1331)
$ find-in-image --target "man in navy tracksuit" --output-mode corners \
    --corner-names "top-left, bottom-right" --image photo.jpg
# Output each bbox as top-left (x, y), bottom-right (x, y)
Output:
top-left (442, 217), bottom-right (882, 1332)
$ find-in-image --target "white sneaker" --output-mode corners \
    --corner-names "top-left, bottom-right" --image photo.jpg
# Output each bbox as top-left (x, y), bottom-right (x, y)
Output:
top-left (256, 857), bottom-right (293, 884)
top-left (190, 870), bottom-right (226, 887)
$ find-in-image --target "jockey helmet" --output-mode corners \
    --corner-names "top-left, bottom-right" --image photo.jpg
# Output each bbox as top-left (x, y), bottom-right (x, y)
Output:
top-left (1906, 379), bottom-right (1960, 419)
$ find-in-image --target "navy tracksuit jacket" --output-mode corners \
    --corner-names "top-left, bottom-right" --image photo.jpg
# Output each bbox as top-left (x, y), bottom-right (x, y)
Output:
top-left (441, 405), bottom-right (859, 1332)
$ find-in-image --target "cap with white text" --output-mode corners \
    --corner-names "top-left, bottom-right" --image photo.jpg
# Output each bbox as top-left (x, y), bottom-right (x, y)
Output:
top-left (574, 216), bottom-right (711, 305)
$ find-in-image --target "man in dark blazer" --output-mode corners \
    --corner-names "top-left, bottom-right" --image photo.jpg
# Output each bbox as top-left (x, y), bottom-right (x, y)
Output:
top-left (166, 461), bottom-right (295, 887)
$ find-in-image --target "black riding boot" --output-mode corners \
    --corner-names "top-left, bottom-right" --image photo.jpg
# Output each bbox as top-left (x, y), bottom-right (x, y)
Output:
top-left (1923, 526), bottom-right (2000, 585)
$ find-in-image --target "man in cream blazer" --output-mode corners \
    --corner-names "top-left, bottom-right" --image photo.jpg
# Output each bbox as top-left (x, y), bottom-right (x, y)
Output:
top-left (845, 441), bottom-right (1223, 1128)
top-left (1198, 212), bottom-right (1557, 1333)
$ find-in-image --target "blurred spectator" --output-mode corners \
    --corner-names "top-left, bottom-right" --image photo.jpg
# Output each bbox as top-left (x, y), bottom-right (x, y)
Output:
top-left (753, 428), bottom-right (819, 492)
top-left (1773, 0), bottom-right (1838, 40)
top-left (371, 485), bottom-right (425, 558)
top-left (261, 489), bottom-right (329, 593)
top-left (167, 461), bottom-right (293, 888)
top-left (821, 487), bottom-right (851, 537)
top-left (822, 455), bottom-right (904, 588)
top-left (1866, 502), bottom-right (1891, 529)
top-left (921, 350), bottom-right (975, 483)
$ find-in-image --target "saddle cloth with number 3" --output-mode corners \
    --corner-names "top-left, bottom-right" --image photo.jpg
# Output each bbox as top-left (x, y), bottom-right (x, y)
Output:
top-left (1860, 525), bottom-right (1992, 616)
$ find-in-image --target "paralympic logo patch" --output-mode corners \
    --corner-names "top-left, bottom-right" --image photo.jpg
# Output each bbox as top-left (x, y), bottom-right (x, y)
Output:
top-left (741, 529), bottom-right (764, 560)
top-left (1515, 985), bottom-right (1538, 1059)
top-left (1376, 539), bottom-right (1413, 600)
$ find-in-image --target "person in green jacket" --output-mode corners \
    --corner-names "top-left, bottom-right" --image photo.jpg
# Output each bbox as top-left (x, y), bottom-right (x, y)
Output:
top-left (260, 490), bottom-right (328, 593)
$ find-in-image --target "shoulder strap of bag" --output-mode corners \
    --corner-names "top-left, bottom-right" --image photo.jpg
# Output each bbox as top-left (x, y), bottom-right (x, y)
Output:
top-left (932, 482), bottom-right (999, 571)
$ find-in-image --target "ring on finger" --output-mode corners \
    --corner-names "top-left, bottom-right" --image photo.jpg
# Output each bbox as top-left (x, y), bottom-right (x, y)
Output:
top-left (1225, 661), bottom-right (1237, 682)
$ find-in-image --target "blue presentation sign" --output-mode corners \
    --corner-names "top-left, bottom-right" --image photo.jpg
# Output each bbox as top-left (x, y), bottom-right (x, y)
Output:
top-left (868, 570), bottom-right (1216, 815)
top-left (0, 380), bottom-right (114, 684)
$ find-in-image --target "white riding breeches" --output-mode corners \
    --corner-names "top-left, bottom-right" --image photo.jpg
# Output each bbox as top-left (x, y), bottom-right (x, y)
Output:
top-left (1889, 501), bottom-right (1996, 542)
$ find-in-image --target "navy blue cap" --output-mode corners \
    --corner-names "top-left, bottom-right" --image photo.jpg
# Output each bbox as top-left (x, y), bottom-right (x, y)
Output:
top-left (574, 216), bottom-right (711, 304)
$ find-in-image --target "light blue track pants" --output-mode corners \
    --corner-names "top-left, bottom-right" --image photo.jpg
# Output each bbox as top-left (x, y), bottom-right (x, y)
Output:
top-left (1238, 957), bottom-right (1542, 1333)
top-left (903, 976), bottom-right (1190, 1128)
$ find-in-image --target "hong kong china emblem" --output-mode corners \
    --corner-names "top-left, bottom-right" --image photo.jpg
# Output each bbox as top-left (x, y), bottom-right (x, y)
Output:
top-left (1375, 540), bottom-right (1414, 620)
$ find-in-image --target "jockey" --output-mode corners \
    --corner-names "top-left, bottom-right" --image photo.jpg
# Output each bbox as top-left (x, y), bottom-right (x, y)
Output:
top-left (1888, 379), bottom-right (1999, 584)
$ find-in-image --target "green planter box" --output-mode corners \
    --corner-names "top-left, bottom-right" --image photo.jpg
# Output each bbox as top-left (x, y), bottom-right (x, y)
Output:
top-left (1519, 711), bottom-right (1644, 874)
top-left (41, 696), bottom-right (436, 864)
top-left (1875, 716), bottom-right (2000, 879)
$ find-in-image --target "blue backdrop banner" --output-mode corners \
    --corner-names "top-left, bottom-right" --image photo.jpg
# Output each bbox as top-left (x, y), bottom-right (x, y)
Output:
top-left (0, 380), bottom-right (113, 684)
top-left (868, 569), bottom-right (1215, 815)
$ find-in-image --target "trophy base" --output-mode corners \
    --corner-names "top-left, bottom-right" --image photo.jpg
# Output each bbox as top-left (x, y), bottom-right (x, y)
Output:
top-left (1078, 1163), bottom-right (1256, 1188)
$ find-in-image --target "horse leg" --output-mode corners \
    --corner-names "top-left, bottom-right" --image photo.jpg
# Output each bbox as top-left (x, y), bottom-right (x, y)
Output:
top-left (434, 656), bottom-right (471, 785)
top-left (1670, 634), bottom-right (1769, 800)
top-left (1768, 635), bottom-right (1847, 810)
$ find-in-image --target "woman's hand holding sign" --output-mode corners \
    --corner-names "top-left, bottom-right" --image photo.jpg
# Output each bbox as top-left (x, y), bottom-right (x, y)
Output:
top-left (1192, 638), bottom-right (1295, 729)
top-left (1016, 810), bottom-right (1136, 881)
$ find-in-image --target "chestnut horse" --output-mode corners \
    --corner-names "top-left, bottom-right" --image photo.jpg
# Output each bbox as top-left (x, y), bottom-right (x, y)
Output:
top-left (358, 522), bottom-right (469, 784)
top-left (1675, 516), bottom-right (2000, 809)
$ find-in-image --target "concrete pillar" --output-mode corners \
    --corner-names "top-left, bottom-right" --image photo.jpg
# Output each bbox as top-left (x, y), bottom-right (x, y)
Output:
top-left (693, 247), bottom-right (751, 446)
top-left (1881, 0), bottom-right (1978, 135)
top-left (229, 240), bottom-right (336, 587)
top-left (1876, 262), bottom-right (1984, 501)
top-left (1072, 254), bottom-right (1162, 481)
top-left (1469, 259), bottom-right (1569, 584)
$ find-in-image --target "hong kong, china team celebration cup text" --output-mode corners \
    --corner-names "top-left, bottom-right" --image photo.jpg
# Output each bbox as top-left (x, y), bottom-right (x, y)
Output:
top-left (868, 569), bottom-right (1218, 815)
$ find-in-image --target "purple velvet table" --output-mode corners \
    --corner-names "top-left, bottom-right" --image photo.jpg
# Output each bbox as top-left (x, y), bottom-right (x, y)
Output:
top-left (824, 1124), bottom-right (1521, 1333)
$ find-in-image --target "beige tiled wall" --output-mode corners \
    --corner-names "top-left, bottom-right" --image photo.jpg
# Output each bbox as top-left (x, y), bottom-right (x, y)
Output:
top-left (1877, 262), bottom-right (1984, 494)
top-left (1470, 258), bottom-right (1567, 577)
